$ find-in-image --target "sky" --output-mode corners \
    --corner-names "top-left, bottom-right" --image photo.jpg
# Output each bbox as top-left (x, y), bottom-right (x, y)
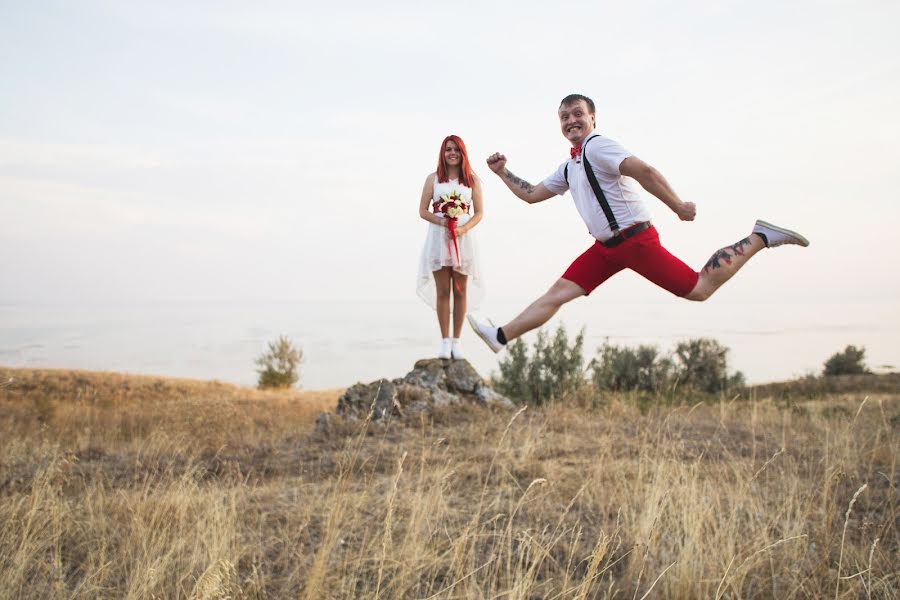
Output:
top-left (2, 0), bottom-right (899, 379)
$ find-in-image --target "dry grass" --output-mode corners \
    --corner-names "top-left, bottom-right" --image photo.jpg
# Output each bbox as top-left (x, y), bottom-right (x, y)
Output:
top-left (1, 367), bottom-right (897, 599)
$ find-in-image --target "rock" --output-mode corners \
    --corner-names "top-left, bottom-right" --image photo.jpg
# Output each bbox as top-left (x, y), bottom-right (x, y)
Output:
top-left (315, 413), bottom-right (334, 435)
top-left (404, 401), bottom-right (432, 417)
top-left (336, 379), bottom-right (398, 419)
top-left (403, 359), bottom-right (446, 388)
top-left (431, 388), bottom-right (460, 406)
top-left (329, 359), bottom-right (514, 425)
top-left (445, 360), bottom-right (482, 393)
top-left (314, 411), bottom-right (351, 435)
top-left (394, 383), bottom-right (430, 408)
top-left (476, 384), bottom-right (516, 409)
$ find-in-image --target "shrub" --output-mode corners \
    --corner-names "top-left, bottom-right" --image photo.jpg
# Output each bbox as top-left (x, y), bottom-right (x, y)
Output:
top-left (255, 335), bottom-right (303, 389)
top-left (497, 331), bottom-right (745, 403)
top-left (823, 345), bottom-right (870, 376)
top-left (672, 337), bottom-right (745, 394)
top-left (590, 342), bottom-right (673, 392)
top-left (590, 337), bottom-right (744, 396)
top-left (494, 337), bottom-right (530, 402)
top-left (494, 324), bottom-right (585, 405)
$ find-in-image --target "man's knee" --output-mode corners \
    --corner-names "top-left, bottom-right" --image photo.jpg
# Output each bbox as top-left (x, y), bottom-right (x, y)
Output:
top-left (684, 283), bottom-right (712, 302)
top-left (543, 279), bottom-right (585, 306)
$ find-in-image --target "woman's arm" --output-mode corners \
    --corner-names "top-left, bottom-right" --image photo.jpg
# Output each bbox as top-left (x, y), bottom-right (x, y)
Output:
top-left (456, 177), bottom-right (484, 235)
top-left (418, 173), bottom-right (447, 226)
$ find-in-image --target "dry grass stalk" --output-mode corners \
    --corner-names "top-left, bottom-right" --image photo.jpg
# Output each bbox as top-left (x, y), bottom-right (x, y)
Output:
top-left (866, 537), bottom-right (879, 600)
top-left (835, 483), bottom-right (868, 600)
top-left (638, 560), bottom-right (677, 600)
top-left (374, 451), bottom-right (406, 599)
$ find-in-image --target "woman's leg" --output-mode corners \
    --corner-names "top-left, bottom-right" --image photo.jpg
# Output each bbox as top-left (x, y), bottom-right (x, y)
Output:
top-left (433, 268), bottom-right (452, 338)
top-left (451, 271), bottom-right (468, 338)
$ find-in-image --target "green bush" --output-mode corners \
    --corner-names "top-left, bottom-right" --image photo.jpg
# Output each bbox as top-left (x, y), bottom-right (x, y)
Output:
top-left (496, 328), bottom-right (746, 403)
top-left (494, 337), bottom-right (530, 402)
top-left (494, 324), bottom-right (585, 405)
top-left (591, 337), bottom-right (744, 396)
top-left (590, 342), bottom-right (672, 392)
top-left (255, 335), bottom-right (303, 389)
top-left (823, 345), bottom-right (870, 376)
top-left (672, 338), bottom-right (745, 394)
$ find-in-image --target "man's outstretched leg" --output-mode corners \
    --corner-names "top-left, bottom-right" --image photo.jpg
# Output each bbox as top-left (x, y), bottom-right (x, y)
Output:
top-left (468, 278), bottom-right (585, 352)
top-left (686, 220), bottom-right (809, 301)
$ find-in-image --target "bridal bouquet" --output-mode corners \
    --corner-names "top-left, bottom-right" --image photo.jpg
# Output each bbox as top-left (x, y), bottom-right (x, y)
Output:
top-left (433, 191), bottom-right (470, 266)
top-left (433, 191), bottom-right (469, 218)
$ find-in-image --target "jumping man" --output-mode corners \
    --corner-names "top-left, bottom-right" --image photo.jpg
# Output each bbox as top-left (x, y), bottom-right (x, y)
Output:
top-left (468, 93), bottom-right (809, 352)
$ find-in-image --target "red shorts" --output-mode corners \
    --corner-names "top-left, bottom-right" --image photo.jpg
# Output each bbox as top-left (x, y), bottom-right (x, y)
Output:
top-left (562, 225), bottom-right (699, 297)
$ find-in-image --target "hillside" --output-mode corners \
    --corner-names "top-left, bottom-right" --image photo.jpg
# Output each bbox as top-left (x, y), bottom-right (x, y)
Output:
top-left (1, 367), bottom-right (897, 598)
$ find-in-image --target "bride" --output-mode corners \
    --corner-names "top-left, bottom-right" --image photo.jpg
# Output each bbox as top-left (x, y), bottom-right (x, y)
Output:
top-left (416, 135), bottom-right (485, 359)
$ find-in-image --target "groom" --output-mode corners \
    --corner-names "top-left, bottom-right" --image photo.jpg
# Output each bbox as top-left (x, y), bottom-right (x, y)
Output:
top-left (468, 93), bottom-right (809, 352)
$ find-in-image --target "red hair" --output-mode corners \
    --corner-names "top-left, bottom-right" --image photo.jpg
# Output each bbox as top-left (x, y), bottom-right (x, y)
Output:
top-left (436, 134), bottom-right (475, 188)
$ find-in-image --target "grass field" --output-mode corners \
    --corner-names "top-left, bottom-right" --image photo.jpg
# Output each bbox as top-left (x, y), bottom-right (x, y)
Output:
top-left (1, 367), bottom-right (897, 599)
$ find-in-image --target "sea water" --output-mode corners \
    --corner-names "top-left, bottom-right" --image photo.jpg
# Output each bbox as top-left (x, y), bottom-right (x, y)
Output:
top-left (1, 299), bottom-right (897, 389)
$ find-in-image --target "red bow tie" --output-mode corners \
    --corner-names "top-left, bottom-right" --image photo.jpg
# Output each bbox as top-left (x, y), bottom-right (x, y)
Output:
top-left (570, 144), bottom-right (582, 159)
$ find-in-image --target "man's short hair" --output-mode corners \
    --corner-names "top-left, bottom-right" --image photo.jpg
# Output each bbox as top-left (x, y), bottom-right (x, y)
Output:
top-left (559, 94), bottom-right (595, 114)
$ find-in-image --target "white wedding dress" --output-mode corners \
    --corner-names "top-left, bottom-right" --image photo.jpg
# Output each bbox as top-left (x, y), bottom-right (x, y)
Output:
top-left (416, 177), bottom-right (485, 310)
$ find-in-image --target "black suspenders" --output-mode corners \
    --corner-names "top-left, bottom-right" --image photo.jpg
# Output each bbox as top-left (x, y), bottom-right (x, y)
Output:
top-left (564, 134), bottom-right (620, 233)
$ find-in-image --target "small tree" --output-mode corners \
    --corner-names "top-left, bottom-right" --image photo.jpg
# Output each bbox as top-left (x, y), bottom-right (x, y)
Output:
top-left (823, 345), bottom-right (870, 376)
top-left (256, 335), bottom-right (303, 389)
top-left (493, 324), bottom-right (585, 405)
top-left (495, 337), bottom-right (530, 401)
top-left (590, 342), bottom-right (673, 392)
top-left (541, 324), bottom-right (586, 394)
top-left (672, 338), bottom-right (744, 394)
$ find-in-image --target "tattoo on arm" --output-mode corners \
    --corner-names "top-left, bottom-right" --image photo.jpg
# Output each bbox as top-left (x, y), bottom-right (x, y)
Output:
top-left (503, 169), bottom-right (535, 194)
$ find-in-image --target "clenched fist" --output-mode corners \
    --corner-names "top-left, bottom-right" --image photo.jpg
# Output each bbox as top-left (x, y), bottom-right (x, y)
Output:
top-left (676, 201), bottom-right (696, 222)
top-left (486, 152), bottom-right (507, 174)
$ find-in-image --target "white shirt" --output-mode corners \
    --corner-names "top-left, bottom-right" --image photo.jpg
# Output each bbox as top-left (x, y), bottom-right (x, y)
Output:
top-left (542, 133), bottom-right (651, 243)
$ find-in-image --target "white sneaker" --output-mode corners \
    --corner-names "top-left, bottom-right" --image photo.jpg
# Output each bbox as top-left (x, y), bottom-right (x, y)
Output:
top-left (467, 315), bottom-right (504, 353)
top-left (753, 220), bottom-right (809, 248)
top-left (437, 338), bottom-right (451, 359)
top-left (451, 338), bottom-right (464, 360)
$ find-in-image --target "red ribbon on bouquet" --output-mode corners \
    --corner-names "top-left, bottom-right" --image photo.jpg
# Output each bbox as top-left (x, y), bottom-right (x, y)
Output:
top-left (446, 218), bottom-right (464, 296)
top-left (446, 217), bottom-right (461, 268)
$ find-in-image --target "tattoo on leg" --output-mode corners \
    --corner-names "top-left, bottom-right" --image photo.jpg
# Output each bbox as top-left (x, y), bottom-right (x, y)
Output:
top-left (703, 249), bottom-right (732, 272)
top-left (504, 169), bottom-right (535, 194)
top-left (702, 238), bottom-right (753, 273)
top-left (729, 237), bottom-right (752, 256)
